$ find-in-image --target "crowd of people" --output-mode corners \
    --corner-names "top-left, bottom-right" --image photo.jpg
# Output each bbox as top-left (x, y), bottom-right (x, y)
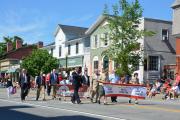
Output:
top-left (1, 67), bottom-right (180, 104)
top-left (147, 73), bottom-right (180, 100)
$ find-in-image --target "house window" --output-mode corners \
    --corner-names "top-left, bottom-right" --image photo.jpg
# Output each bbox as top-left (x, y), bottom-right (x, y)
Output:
top-left (94, 61), bottom-right (99, 70)
top-left (103, 56), bottom-right (109, 70)
top-left (50, 48), bottom-right (53, 55)
top-left (149, 56), bottom-right (159, 71)
top-left (162, 29), bottom-right (169, 41)
top-left (104, 33), bottom-right (108, 46)
top-left (68, 44), bottom-right (71, 55)
top-left (94, 35), bottom-right (98, 48)
top-left (76, 43), bottom-right (79, 54)
top-left (59, 46), bottom-right (61, 57)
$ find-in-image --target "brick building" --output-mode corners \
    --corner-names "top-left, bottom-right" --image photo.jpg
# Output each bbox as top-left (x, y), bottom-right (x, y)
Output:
top-left (172, 0), bottom-right (180, 74)
top-left (0, 39), bottom-right (43, 81)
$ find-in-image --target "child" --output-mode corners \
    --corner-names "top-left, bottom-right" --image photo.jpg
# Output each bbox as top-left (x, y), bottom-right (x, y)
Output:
top-left (6, 74), bottom-right (13, 98)
top-left (169, 82), bottom-right (179, 99)
top-left (148, 84), bottom-right (156, 98)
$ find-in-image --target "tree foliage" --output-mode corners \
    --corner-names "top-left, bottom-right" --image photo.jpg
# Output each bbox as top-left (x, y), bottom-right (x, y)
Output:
top-left (21, 49), bottom-right (59, 77)
top-left (103, 0), bottom-right (154, 76)
top-left (0, 36), bottom-right (24, 56)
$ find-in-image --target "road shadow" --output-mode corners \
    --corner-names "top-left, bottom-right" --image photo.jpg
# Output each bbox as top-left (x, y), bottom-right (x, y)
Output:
top-left (0, 105), bottom-right (103, 120)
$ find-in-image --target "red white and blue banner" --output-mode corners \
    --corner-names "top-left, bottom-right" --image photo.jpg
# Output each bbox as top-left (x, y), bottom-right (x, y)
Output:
top-left (102, 82), bottom-right (147, 99)
top-left (56, 82), bottom-right (147, 99)
top-left (56, 84), bottom-right (88, 98)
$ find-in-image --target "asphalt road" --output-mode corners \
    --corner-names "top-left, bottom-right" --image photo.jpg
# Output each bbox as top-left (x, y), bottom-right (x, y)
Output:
top-left (0, 88), bottom-right (180, 120)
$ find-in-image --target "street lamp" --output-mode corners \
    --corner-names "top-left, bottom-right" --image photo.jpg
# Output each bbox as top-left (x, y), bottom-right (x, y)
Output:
top-left (65, 54), bottom-right (68, 74)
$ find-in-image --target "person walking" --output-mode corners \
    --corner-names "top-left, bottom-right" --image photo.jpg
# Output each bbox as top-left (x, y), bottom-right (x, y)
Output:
top-left (97, 69), bottom-right (108, 105)
top-left (50, 69), bottom-right (58, 99)
top-left (90, 69), bottom-right (101, 103)
top-left (129, 73), bottom-right (140, 104)
top-left (18, 69), bottom-right (30, 101)
top-left (109, 70), bottom-right (120, 103)
top-left (82, 69), bottom-right (90, 98)
top-left (6, 74), bottom-right (13, 98)
top-left (71, 67), bottom-right (82, 104)
top-left (46, 72), bottom-right (51, 96)
top-left (36, 72), bottom-right (46, 101)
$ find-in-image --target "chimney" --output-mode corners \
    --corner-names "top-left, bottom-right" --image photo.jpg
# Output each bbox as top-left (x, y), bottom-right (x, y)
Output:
top-left (7, 42), bottom-right (13, 52)
top-left (16, 39), bottom-right (22, 49)
top-left (37, 41), bottom-right (43, 48)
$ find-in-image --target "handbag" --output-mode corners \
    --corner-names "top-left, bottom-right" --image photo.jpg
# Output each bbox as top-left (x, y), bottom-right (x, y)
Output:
top-left (11, 86), bottom-right (17, 94)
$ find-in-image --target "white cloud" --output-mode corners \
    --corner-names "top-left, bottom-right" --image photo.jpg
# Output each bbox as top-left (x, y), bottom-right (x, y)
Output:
top-left (0, 9), bottom-right (50, 44)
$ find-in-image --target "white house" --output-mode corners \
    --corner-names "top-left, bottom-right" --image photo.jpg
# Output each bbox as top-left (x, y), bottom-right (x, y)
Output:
top-left (43, 24), bottom-right (90, 74)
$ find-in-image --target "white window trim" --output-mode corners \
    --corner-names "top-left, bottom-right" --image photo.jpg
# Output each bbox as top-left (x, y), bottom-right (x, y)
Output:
top-left (91, 35), bottom-right (99, 49)
top-left (148, 55), bottom-right (160, 72)
top-left (100, 33), bottom-right (109, 48)
top-left (161, 29), bottom-right (169, 41)
top-left (93, 56), bottom-right (99, 71)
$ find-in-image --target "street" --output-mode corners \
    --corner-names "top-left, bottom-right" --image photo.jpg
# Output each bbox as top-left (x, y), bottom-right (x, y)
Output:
top-left (0, 88), bottom-right (180, 120)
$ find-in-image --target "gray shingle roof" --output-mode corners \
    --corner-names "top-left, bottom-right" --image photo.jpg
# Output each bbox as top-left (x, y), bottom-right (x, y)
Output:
top-left (58, 24), bottom-right (87, 39)
top-left (172, 0), bottom-right (180, 8)
top-left (44, 42), bottom-right (55, 47)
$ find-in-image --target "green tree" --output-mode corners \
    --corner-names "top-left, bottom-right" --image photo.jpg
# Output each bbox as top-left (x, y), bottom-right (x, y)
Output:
top-left (21, 49), bottom-right (59, 77)
top-left (103, 0), bottom-right (154, 76)
top-left (0, 36), bottom-right (24, 56)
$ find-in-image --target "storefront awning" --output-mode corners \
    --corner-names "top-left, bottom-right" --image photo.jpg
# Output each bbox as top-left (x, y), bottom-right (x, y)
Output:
top-left (59, 56), bottom-right (83, 68)
top-left (0, 70), bottom-right (7, 73)
top-left (7, 68), bottom-right (18, 73)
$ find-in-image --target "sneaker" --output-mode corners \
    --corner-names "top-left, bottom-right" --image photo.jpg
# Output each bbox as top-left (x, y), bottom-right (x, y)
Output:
top-left (104, 102), bottom-right (107, 105)
top-left (166, 96), bottom-right (170, 100)
top-left (128, 99), bottom-right (132, 104)
top-left (171, 98), bottom-right (175, 100)
top-left (77, 100), bottom-right (81, 104)
top-left (135, 100), bottom-right (138, 104)
top-left (90, 98), bottom-right (93, 103)
top-left (71, 100), bottom-right (75, 104)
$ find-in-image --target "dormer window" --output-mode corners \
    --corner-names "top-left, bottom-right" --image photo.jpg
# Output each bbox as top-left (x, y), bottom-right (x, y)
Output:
top-left (162, 29), bottom-right (169, 41)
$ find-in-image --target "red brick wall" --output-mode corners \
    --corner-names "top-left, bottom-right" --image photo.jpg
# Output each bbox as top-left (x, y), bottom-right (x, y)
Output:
top-left (176, 38), bottom-right (180, 74)
top-left (5, 46), bottom-right (35, 60)
top-left (176, 38), bottom-right (180, 55)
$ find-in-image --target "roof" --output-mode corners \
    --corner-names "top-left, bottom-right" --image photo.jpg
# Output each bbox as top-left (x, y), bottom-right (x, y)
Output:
top-left (54, 24), bottom-right (88, 38)
top-left (0, 45), bottom-right (36, 60)
top-left (144, 18), bottom-right (172, 24)
top-left (42, 42), bottom-right (55, 49)
top-left (172, 0), bottom-right (180, 8)
top-left (44, 42), bottom-right (55, 47)
top-left (64, 36), bottom-right (87, 44)
top-left (86, 14), bottom-right (173, 35)
top-left (85, 15), bottom-right (107, 35)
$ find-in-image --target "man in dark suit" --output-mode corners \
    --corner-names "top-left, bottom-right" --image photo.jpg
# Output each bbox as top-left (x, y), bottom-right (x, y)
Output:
top-left (19, 69), bottom-right (30, 101)
top-left (71, 67), bottom-right (82, 104)
top-left (50, 69), bottom-right (58, 99)
top-left (82, 69), bottom-right (90, 87)
top-left (82, 69), bottom-right (90, 98)
top-left (36, 72), bottom-right (46, 101)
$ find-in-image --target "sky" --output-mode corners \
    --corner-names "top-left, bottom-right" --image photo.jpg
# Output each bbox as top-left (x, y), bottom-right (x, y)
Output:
top-left (0, 0), bottom-right (175, 45)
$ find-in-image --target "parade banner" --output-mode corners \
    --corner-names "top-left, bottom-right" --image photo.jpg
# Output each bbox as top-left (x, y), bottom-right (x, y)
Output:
top-left (102, 82), bottom-right (147, 99)
top-left (56, 84), bottom-right (88, 98)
